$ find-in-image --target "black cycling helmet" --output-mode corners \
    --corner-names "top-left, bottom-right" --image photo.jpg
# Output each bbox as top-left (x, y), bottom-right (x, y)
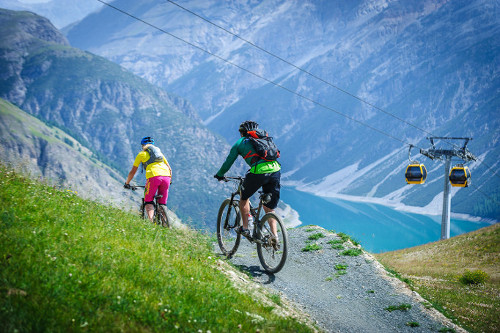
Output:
top-left (239, 120), bottom-right (259, 135)
top-left (141, 136), bottom-right (154, 145)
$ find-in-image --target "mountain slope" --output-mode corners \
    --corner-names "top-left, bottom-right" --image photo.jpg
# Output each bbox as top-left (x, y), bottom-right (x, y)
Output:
top-left (64, 0), bottom-right (500, 220)
top-left (375, 223), bottom-right (500, 333)
top-left (0, 97), bottom-right (136, 207)
top-left (0, 8), bottom-right (244, 228)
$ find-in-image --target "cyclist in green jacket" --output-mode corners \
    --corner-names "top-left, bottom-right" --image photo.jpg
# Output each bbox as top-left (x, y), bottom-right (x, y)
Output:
top-left (214, 121), bottom-right (281, 243)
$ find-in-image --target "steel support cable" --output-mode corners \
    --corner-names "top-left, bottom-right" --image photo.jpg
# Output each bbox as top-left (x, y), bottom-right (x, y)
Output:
top-left (164, 0), bottom-right (463, 150)
top-left (168, 0), bottom-right (500, 178)
top-left (97, 0), bottom-right (500, 184)
top-left (96, 0), bottom-right (410, 147)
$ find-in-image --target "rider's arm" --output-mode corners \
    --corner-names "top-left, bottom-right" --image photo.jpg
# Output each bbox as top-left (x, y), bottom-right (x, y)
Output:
top-left (216, 138), bottom-right (243, 177)
top-left (125, 166), bottom-right (138, 185)
top-left (126, 152), bottom-right (145, 184)
top-left (163, 156), bottom-right (172, 177)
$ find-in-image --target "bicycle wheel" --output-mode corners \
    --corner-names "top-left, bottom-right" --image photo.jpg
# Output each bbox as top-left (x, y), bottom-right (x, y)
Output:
top-left (158, 204), bottom-right (170, 228)
top-left (256, 212), bottom-right (288, 273)
top-left (216, 198), bottom-right (241, 257)
top-left (140, 198), bottom-right (145, 219)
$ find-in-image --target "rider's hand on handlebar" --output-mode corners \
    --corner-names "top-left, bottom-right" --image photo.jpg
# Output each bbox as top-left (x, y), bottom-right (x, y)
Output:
top-left (214, 174), bottom-right (224, 181)
top-left (123, 183), bottom-right (131, 189)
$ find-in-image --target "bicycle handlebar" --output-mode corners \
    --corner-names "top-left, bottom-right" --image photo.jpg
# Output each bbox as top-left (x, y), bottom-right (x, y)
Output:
top-left (223, 176), bottom-right (243, 182)
top-left (125, 185), bottom-right (145, 191)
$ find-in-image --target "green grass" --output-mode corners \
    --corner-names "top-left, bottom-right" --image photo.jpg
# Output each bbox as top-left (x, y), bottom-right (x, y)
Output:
top-left (340, 248), bottom-right (362, 256)
top-left (0, 165), bottom-right (313, 332)
top-left (334, 264), bottom-right (348, 271)
top-left (375, 223), bottom-right (500, 333)
top-left (328, 239), bottom-right (344, 250)
top-left (307, 232), bottom-right (325, 241)
top-left (406, 321), bottom-right (420, 327)
top-left (384, 304), bottom-right (412, 312)
top-left (301, 243), bottom-right (322, 252)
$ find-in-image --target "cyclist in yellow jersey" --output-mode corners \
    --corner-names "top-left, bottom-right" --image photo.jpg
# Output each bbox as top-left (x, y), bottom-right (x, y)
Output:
top-left (124, 136), bottom-right (172, 221)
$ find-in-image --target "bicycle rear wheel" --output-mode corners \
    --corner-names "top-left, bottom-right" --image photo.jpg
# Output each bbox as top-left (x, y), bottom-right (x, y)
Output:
top-left (256, 212), bottom-right (288, 274)
top-left (216, 198), bottom-right (241, 257)
top-left (157, 204), bottom-right (170, 228)
top-left (140, 198), bottom-right (145, 219)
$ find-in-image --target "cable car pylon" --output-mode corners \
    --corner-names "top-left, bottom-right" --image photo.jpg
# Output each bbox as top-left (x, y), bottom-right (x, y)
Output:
top-left (419, 137), bottom-right (477, 240)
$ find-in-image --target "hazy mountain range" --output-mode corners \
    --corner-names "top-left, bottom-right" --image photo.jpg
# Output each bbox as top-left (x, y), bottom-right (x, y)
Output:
top-left (1, 0), bottom-right (498, 222)
top-left (0, 0), bottom-right (102, 28)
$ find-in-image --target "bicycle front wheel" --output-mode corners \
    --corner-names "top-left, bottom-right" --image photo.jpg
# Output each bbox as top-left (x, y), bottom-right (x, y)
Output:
top-left (216, 198), bottom-right (241, 257)
top-left (257, 212), bottom-right (288, 274)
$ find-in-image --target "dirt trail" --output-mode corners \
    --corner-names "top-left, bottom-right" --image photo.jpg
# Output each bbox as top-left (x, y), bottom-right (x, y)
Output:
top-left (223, 226), bottom-right (465, 333)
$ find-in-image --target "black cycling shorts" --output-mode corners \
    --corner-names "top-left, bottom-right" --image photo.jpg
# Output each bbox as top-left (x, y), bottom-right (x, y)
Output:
top-left (241, 170), bottom-right (281, 209)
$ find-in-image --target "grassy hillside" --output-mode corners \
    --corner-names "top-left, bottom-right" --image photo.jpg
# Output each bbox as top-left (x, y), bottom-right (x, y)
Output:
top-left (0, 164), bottom-right (314, 332)
top-left (375, 224), bottom-right (500, 333)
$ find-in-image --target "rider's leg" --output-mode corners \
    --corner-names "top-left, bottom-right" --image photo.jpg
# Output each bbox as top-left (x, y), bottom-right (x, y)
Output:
top-left (145, 203), bottom-right (155, 221)
top-left (240, 172), bottom-right (261, 232)
top-left (263, 205), bottom-right (278, 237)
top-left (156, 176), bottom-right (171, 220)
top-left (262, 170), bottom-right (281, 239)
top-left (239, 198), bottom-right (250, 229)
top-left (156, 176), bottom-right (171, 205)
top-left (144, 177), bottom-right (161, 222)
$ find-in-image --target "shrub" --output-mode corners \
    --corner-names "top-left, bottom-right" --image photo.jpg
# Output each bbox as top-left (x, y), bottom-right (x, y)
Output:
top-left (459, 270), bottom-right (489, 285)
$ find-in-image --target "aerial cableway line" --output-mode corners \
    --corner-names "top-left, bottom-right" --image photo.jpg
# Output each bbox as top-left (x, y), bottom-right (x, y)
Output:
top-left (96, 0), bottom-right (411, 147)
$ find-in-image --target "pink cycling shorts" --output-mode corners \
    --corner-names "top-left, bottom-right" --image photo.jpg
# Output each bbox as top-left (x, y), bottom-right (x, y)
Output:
top-left (144, 176), bottom-right (171, 205)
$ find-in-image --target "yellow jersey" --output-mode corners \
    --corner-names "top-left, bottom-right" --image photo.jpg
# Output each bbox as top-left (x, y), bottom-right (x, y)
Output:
top-left (133, 150), bottom-right (172, 179)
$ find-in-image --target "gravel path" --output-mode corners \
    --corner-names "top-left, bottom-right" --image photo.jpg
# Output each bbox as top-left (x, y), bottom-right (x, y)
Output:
top-left (223, 226), bottom-right (465, 333)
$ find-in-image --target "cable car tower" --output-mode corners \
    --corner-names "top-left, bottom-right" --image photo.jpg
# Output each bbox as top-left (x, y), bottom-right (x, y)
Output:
top-left (419, 137), bottom-right (477, 240)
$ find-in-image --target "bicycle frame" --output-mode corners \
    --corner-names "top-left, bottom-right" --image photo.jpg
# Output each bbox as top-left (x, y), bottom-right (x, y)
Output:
top-left (128, 185), bottom-right (169, 227)
top-left (223, 177), bottom-right (267, 244)
top-left (218, 176), bottom-right (288, 273)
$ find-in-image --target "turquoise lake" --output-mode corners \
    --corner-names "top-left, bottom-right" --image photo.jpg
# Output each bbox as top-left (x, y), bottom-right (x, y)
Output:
top-left (281, 187), bottom-right (493, 253)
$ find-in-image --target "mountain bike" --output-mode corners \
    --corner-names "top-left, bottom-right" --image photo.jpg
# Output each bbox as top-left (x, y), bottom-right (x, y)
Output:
top-left (217, 176), bottom-right (288, 273)
top-left (128, 185), bottom-right (170, 228)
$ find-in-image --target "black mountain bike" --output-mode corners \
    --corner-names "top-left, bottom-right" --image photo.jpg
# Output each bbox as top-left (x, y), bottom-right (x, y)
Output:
top-left (128, 185), bottom-right (170, 228)
top-left (217, 176), bottom-right (288, 273)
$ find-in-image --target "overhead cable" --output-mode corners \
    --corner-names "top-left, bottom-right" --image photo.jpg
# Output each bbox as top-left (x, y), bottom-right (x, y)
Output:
top-left (165, 0), bottom-right (498, 167)
top-left (96, 0), bottom-right (409, 146)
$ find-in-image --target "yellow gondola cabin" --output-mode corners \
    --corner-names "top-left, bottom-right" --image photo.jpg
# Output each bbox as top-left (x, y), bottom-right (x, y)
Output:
top-left (449, 164), bottom-right (471, 187)
top-left (405, 163), bottom-right (427, 184)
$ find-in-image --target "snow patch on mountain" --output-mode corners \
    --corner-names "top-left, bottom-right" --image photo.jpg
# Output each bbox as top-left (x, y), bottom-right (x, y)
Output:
top-left (306, 148), bottom-right (401, 195)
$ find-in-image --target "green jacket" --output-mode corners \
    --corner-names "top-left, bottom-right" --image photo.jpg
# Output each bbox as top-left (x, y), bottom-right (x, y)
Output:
top-left (216, 137), bottom-right (281, 176)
